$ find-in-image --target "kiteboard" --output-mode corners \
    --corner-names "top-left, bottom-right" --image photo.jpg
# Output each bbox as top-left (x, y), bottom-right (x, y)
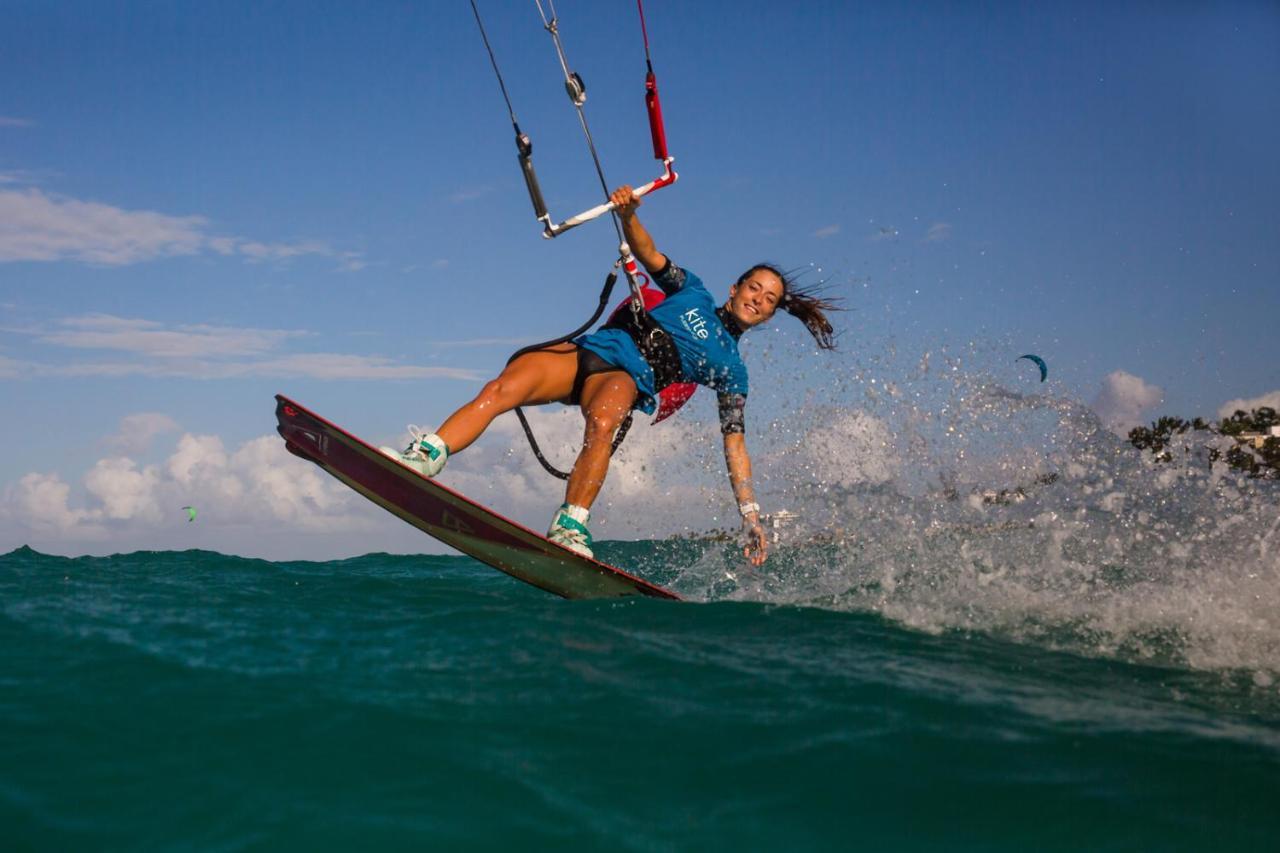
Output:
top-left (274, 395), bottom-right (680, 601)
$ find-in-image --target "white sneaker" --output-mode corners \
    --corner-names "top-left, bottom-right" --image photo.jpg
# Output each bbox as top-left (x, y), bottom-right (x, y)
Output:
top-left (547, 504), bottom-right (594, 558)
top-left (380, 425), bottom-right (448, 478)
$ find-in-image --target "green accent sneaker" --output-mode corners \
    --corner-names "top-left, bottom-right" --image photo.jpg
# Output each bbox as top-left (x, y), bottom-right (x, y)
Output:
top-left (547, 505), bottom-right (594, 558)
top-left (379, 425), bottom-right (448, 478)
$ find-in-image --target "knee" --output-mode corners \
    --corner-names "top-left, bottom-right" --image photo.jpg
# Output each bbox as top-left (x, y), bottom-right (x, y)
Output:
top-left (476, 376), bottom-right (519, 408)
top-left (584, 408), bottom-right (626, 443)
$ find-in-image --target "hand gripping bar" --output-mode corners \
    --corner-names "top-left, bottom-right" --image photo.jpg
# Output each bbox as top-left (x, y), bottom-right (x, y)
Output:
top-left (541, 157), bottom-right (678, 239)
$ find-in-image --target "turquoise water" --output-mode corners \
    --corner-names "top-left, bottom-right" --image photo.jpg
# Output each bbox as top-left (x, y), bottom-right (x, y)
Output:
top-left (3, 542), bottom-right (1277, 850)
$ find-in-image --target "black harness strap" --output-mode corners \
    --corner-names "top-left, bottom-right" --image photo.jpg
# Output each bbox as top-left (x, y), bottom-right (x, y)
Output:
top-left (601, 303), bottom-right (684, 391)
top-left (507, 270), bottom-right (637, 482)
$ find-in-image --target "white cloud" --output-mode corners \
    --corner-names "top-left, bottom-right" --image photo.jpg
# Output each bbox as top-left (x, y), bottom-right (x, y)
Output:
top-left (0, 171), bottom-right (38, 185)
top-left (813, 224), bottom-right (841, 239)
top-left (247, 354), bottom-right (481, 381)
top-left (206, 237), bottom-right (238, 255)
top-left (85, 457), bottom-right (163, 522)
top-left (4, 314), bottom-right (481, 381)
top-left (166, 434), bottom-right (229, 487)
top-left (4, 356), bottom-right (480, 382)
top-left (1091, 370), bottom-right (1164, 434)
top-left (450, 186), bottom-right (494, 204)
top-left (1218, 390), bottom-right (1280, 419)
top-left (234, 436), bottom-right (337, 518)
top-left (39, 314), bottom-right (305, 358)
top-left (429, 337), bottom-right (534, 349)
top-left (236, 240), bottom-right (329, 261)
top-left (2, 472), bottom-right (102, 536)
top-left (0, 117), bottom-right (35, 128)
top-left (0, 187), bottom-right (356, 268)
top-left (337, 253), bottom-right (367, 272)
top-left (0, 431), bottom-right (372, 542)
top-left (0, 188), bottom-right (208, 264)
top-left (107, 412), bottom-right (181, 455)
top-left (924, 223), bottom-right (952, 242)
top-left (234, 241), bottom-right (365, 269)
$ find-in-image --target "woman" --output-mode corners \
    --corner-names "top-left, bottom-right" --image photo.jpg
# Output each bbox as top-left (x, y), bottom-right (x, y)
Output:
top-left (383, 186), bottom-right (839, 565)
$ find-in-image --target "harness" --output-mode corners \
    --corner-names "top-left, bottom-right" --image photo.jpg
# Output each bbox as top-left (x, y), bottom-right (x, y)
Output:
top-left (600, 301), bottom-right (684, 392)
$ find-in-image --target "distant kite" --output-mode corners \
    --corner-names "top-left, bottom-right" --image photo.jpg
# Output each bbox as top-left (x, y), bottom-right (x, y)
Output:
top-left (181, 506), bottom-right (197, 523)
top-left (1017, 354), bottom-right (1048, 383)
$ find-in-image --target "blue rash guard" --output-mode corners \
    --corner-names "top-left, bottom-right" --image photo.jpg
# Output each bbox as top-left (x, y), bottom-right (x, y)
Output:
top-left (576, 260), bottom-right (749, 420)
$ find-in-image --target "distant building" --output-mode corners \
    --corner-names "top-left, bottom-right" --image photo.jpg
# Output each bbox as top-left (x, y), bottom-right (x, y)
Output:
top-left (979, 488), bottom-right (1027, 506)
top-left (1236, 426), bottom-right (1280, 450)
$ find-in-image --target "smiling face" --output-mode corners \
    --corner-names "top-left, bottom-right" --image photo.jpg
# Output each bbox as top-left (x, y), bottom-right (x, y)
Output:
top-left (726, 267), bottom-right (785, 328)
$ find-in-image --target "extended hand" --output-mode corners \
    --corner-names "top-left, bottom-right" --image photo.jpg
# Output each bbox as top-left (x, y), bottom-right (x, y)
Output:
top-left (743, 521), bottom-right (768, 566)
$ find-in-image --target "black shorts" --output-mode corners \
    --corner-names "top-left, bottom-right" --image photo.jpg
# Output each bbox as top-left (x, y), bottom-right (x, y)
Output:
top-left (568, 347), bottom-right (626, 406)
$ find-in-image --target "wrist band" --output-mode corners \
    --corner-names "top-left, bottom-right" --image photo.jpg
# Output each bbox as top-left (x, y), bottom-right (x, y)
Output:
top-left (738, 501), bottom-right (760, 518)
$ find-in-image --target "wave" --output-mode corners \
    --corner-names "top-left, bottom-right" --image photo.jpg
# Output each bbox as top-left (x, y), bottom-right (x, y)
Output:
top-left (626, 383), bottom-right (1280, 684)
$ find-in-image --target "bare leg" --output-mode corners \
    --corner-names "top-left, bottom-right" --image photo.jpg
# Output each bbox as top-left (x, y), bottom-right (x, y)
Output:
top-left (436, 345), bottom-right (579, 454)
top-left (564, 372), bottom-right (639, 509)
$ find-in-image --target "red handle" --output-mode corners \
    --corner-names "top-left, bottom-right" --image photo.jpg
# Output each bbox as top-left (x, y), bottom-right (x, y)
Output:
top-left (645, 72), bottom-right (669, 161)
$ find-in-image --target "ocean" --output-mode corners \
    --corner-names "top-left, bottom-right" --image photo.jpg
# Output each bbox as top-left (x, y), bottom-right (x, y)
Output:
top-left (3, 530), bottom-right (1278, 850)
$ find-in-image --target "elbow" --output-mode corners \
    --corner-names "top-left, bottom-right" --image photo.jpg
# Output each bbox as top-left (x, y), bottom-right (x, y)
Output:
top-left (641, 251), bottom-right (668, 276)
top-left (722, 431), bottom-right (746, 456)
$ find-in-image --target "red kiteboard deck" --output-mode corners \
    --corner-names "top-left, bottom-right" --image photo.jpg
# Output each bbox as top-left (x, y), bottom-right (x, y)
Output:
top-left (274, 395), bottom-right (680, 601)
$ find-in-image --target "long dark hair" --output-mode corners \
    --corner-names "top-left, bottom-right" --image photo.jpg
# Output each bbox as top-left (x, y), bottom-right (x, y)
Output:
top-left (736, 263), bottom-right (842, 350)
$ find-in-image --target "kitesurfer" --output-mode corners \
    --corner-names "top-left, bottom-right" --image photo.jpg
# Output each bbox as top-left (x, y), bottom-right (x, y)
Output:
top-left (383, 186), bottom-right (839, 565)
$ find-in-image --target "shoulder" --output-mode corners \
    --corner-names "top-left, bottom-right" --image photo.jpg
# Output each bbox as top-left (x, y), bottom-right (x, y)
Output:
top-left (653, 258), bottom-right (706, 296)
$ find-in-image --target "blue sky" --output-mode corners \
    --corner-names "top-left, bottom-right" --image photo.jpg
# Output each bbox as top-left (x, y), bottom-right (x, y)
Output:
top-left (2, 1), bottom-right (1277, 558)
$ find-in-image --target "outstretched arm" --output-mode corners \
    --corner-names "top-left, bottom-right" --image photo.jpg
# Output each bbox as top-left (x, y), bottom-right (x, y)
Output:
top-left (723, 431), bottom-right (768, 566)
top-left (610, 185), bottom-right (667, 274)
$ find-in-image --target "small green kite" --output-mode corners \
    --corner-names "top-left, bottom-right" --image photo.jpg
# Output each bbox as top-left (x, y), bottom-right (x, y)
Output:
top-left (181, 506), bottom-right (197, 523)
